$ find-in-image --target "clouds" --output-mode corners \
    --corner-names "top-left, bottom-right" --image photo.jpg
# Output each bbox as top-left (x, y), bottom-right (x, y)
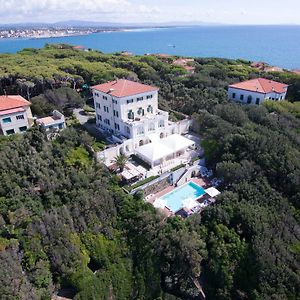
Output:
top-left (0, 0), bottom-right (298, 24)
top-left (0, 0), bottom-right (135, 22)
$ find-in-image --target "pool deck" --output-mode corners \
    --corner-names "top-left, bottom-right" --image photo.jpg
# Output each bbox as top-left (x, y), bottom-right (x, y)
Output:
top-left (146, 177), bottom-right (208, 205)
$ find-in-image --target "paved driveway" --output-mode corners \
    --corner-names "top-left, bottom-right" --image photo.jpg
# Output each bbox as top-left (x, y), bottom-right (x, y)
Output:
top-left (73, 108), bottom-right (90, 125)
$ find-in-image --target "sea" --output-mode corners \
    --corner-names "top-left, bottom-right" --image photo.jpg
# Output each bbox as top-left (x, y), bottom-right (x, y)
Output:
top-left (0, 26), bottom-right (300, 69)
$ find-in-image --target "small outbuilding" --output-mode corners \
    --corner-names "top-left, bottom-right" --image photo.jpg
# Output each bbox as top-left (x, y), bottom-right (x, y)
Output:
top-left (36, 110), bottom-right (66, 131)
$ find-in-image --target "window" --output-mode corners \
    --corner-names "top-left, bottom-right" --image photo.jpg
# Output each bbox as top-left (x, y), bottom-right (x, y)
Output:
top-left (128, 110), bottom-right (134, 120)
top-left (240, 95), bottom-right (244, 100)
top-left (256, 98), bottom-right (260, 105)
top-left (127, 99), bottom-right (134, 104)
top-left (112, 99), bottom-right (118, 104)
top-left (148, 123), bottom-right (155, 132)
top-left (97, 114), bottom-right (102, 121)
top-left (16, 114), bottom-right (24, 120)
top-left (114, 123), bottom-right (120, 131)
top-left (125, 126), bottom-right (130, 134)
top-left (104, 106), bottom-right (109, 113)
top-left (6, 129), bottom-right (15, 135)
top-left (2, 117), bottom-right (11, 123)
top-left (247, 95), bottom-right (252, 104)
top-left (159, 120), bottom-right (165, 128)
top-left (96, 103), bottom-right (101, 109)
top-left (137, 107), bottom-right (144, 116)
top-left (232, 93), bottom-right (236, 99)
top-left (19, 126), bottom-right (27, 132)
top-left (147, 105), bottom-right (153, 113)
top-left (137, 126), bottom-right (144, 135)
top-left (146, 95), bottom-right (153, 99)
top-left (137, 97), bottom-right (143, 102)
top-left (113, 110), bottom-right (119, 117)
top-left (58, 123), bottom-right (64, 130)
top-left (104, 119), bottom-right (110, 126)
top-left (95, 92), bottom-right (99, 97)
top-left (103, 96), bottom-right (108, 100)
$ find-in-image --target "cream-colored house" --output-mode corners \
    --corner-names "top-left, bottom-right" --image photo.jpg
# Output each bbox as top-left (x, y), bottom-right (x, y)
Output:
top-left (0, 95), bottom-right (33, 136)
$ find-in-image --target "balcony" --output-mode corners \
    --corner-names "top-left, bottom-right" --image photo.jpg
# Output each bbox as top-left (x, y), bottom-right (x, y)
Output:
top-left (125, 109), bottom-right (169, 126)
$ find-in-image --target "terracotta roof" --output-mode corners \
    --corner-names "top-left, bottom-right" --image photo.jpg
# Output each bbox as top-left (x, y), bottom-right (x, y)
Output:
top-left (91, 79), bottom-right (158, 98)
top-left (0, 107), bottom-right (25, 116)
top-left (0, 95), bottom-right (31, 112)
top-left (229, 78), bottom-right (288, 94)
top-left (183, 66), bottom-right (195, 71)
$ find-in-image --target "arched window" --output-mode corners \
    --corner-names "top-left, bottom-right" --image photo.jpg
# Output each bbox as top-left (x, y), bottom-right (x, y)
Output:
top-left (147, 105), bottom-right (153, 113)
top-left (128, 110), bottom-right (134, 119)
top-left (160, 132), bottom-right (164, 139)
top-left (137, 107), bottom-right (144, 116)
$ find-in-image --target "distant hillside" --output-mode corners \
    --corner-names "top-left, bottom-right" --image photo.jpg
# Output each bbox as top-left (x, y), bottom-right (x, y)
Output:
top-left (0, 20), bottom-right (224, 29)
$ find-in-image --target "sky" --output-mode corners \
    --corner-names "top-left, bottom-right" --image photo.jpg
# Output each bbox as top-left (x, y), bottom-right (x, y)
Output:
top-left (0, 0), bottom-right (299, 25)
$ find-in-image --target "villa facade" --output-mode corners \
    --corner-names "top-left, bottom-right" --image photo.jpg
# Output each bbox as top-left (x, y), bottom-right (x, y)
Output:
top-left (92, 79), bottom-right (193, 168)
top-left (0, 95), bottom-right (33, 136)
top-left (228, 78), bottom-right (288, 105)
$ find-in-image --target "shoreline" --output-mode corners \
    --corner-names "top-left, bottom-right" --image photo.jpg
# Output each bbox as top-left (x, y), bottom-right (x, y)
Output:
top-left (0, 26), bottom-right (170, 40)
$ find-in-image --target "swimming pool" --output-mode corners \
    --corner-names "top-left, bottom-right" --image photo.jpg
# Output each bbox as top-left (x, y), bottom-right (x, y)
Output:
top-left (159, 182), bottom-right (206, 213)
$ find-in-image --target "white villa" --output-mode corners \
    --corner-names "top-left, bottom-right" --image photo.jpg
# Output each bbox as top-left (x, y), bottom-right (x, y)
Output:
top-left (228, 78), bottom-right (288, 105)
top-left (91, 79), bottom-right (195, 171)
top-left (36, 110), bottom-right (66, 131)
top-left (0, 95), bottom-right (33, 136)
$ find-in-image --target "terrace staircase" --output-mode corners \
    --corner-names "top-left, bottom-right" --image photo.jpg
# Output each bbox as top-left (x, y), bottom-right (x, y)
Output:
top-left (176, 165), bottom-right (200, 186)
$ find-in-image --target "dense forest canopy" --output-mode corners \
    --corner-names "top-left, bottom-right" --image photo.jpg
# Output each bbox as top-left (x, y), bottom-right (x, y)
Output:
top-left (0, 44), bottom-right (299, 299)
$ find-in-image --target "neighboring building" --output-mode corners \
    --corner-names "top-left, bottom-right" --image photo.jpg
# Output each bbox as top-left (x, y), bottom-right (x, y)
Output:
top-left (0, 95), bottom-right (33, 136)
top-left (228, 78), bottom-right (288, 105)
top-left (264, 66), bottom-right (284, 73)
top-left (172, 58), bottom-right (194, 66)
top-left (172, 58), bottom-right (195, 75)
top-left (72, 45), bottom-right (88, 52)
top-left (183, 65), bottom-right (195, 75)
top-left (250, 61), bottom-right (268, 70)
top-left (250, 61), bottom-right (284, 73)
top-left (91, 79), bottom-right (193, 167)
top-left (121, 51), bottom-right (134, 57)
top-left (292, 70), bottom-right (300, 75)
top-left (36, 110), bottom-right (66, 131)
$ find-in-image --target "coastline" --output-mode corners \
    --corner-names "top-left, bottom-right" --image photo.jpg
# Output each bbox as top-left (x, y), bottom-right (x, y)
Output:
top-left (0, 26), bottom-right (299, 69)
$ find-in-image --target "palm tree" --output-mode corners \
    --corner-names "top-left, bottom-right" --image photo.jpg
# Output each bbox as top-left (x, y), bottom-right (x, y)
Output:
top-left (113, 154), bottom-right (128, 172)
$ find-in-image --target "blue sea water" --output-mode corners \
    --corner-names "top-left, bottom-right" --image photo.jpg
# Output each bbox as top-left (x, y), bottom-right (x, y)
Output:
top-left (0, 26), bottom-right (300, 69)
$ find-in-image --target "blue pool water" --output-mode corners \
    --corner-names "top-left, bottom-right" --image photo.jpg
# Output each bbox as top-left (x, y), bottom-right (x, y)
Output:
top-left (160, 182), bottom-right (206, 213)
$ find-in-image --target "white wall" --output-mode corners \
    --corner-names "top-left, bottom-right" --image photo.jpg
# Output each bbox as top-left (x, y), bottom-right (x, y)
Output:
top-left (93, 89), bottom-right (159, 137)
top-left (228, 87), bottom-right (287, 105)
top-left (0, 108), bottom-right (31, 136)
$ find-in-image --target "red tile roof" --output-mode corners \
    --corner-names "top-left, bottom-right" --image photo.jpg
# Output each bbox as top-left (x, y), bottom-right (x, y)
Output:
top-left (0, 107), bottom-right (25, 116)
top-left (91, 79), bottom-right (158, 98)
top-left (229, 78), bottom-right (288, 94)
top-left (0, 95), bottom-right (31, 112)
